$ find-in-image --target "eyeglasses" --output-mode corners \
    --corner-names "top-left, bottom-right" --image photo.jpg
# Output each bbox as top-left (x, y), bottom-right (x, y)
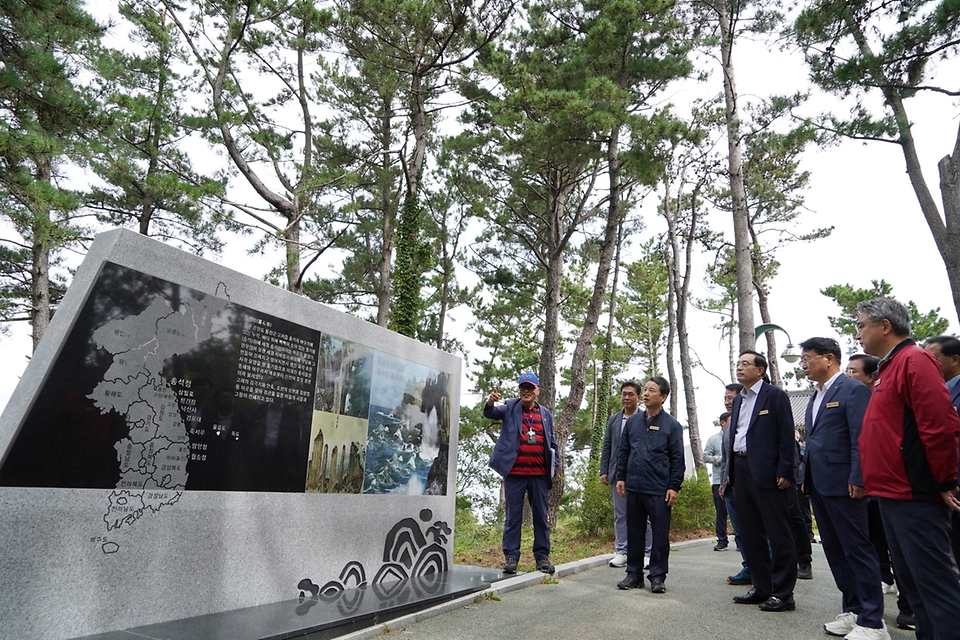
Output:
top-left (736, 360), bottom-right (757, 368)
top-left (799, 354), bottom-right (822, 365)
top-left (519, 384), bottom-right (537, 391)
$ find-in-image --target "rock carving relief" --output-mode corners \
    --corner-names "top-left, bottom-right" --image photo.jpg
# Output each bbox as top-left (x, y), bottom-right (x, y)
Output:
top-left (296, 509), bottom-right (450, 615)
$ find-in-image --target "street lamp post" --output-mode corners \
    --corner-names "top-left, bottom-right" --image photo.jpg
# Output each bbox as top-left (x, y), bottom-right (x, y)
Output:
top-left (754, 323), bottom-right (800, 363)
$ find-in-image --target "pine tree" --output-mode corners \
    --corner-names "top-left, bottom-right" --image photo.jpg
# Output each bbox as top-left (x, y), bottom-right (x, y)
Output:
top-left (0, 0), bottom-right (103, 346)
top-left (87, 1), bottom-right (228, 252)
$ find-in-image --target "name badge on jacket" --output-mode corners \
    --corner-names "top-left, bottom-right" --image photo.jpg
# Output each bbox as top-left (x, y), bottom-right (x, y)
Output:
top-left (649, 425), bottom-right (660, 431)
top-left (758, 409), bottom-right (769, 416)
top-left (826, 401), bottom-right (840, 408)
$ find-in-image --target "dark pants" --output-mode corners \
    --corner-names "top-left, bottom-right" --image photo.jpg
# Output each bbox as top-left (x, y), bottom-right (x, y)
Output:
top-left (797, 486), bottom-right (814, 541)
top-left (867, 498), bottom-right (895, 584)
top-left (502, 474), bottom-right (550, 561)
top-left (712, 484), bottom-right (729, 544)
top-left (811, 486), bottom-right (884, 629)
top-left (868, 498), bottom-right (913, 615)
top-left (725, 488), bottom-right (749, 569)
top-left (625, 490), bottom-right (671, 581)
top-left (879, 498), bottom-right (960, 640)
top-left (951, 510), bottom-right (960, 570)
top-left (733, 456), bottom-right (797, 600)
top-left (787, 485), bottom-right (812, 564)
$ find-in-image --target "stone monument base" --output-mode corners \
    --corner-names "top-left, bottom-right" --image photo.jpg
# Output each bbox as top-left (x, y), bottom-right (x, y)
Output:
top-left (73, 566), bottom-right (503, 640)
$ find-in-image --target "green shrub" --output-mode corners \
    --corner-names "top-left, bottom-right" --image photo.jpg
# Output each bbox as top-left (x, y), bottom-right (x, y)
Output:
top-left (573, 458), bottom-right (715, 539)
top-left (670, 466), bottom-right (715, 534)
top-left (575, 457), bottom-right (614, 537)
top-left (454, 493), bottom-right (502, 555)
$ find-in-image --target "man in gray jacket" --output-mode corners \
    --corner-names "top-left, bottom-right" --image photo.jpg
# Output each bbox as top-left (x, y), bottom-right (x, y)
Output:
top-left (704, 412), bottom-right (731, 551)
top-left (600, 381), bottom-right (641, 567)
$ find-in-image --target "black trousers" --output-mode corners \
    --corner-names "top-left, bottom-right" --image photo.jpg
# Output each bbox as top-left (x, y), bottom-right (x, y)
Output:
top-left (880, 498), bottom-right (960, 640)
top-left (951, 510), bottom-right (960, 571)
top-left (733, 455), bottom-right (797, 600)
top-left (787, 484), bottom-right (812, 564)
top-left (810, 486), bottom-right (884, 629)
top-left (625, 490), bottom-right (671, 581)
top-left (712, 484), bottom-right (729, 544)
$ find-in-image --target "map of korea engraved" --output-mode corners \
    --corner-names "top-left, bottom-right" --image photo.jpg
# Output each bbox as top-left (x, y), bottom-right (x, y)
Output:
top-left (87, 288), bottom-right (229, 533)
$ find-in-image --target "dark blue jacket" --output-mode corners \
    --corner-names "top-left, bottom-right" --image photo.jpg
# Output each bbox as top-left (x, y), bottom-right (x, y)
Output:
top-left (614, 409), bottom-right (684, 495)
top-left (727, 381), bottom-right (795, 490)
top-left (485, 399), bottom-right (557, 485)
top-left (803, 373), bottom-right (871, 496)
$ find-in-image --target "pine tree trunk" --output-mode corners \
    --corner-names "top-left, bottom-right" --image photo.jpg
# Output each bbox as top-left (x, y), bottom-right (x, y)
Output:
top-left (717, 0), bottom-right (755, 352)
top-left (30, 159), bottom-right (52, 351)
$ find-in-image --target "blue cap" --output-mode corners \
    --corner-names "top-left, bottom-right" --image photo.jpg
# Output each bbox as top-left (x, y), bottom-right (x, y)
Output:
top-left (518, 372), bottom-right (539, 387)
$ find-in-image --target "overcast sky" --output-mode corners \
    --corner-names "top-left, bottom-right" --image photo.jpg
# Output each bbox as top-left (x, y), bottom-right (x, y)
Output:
top-left (2, 9), bottom-right (958, 453)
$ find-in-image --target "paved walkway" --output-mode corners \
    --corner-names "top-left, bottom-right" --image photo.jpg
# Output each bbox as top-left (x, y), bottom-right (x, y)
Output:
top-left (338, 539), bottom-right (915, 640)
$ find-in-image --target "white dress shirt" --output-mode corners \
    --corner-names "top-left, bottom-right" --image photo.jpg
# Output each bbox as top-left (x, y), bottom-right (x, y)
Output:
top-left (733, 379), bottom-right (763, 453)
top-left (810, 370), bottom-right (843, 425)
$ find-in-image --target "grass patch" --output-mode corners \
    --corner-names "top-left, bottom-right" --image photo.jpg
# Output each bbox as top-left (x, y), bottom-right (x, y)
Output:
top-left (453, 509), bottom-right (610, 572)
top-left (454, 468), bottom-right (719, 571)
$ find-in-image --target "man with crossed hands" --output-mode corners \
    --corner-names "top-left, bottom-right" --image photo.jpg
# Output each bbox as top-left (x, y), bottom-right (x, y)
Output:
top-left (800, 337), bottom-right (887, 640)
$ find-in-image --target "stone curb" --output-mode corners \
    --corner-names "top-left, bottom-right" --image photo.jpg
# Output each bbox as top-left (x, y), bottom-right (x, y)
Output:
top-left (334, 540), bottom-right (713, 639)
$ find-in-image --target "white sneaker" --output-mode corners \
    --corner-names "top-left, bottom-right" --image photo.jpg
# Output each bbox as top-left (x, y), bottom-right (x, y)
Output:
top-left (881, 582), bottom-right (896, 594)
top-left (844, 622), bottom-right (891, 640)
top-left (824, 612), bottom-right (858, 636)
top-left (608, 553), bottom-right (627, 567)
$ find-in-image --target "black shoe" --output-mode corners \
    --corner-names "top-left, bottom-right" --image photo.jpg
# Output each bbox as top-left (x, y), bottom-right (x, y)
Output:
top-left (650, 577), bottom-right (666, 594)
top-left (536, 557), bottom-right (555, 574)
top-left (733, 587), bottom-right (768, 604)
top-left (797, 562), bottom-right (812, 580)
top-left (617, 573), bottom-right (642, 589)
top-left (714, 541), bottom-right (729, 551)
top-left (896, 612), bottom-right (916, 630)
top-left (759, 596), bottom-right (796, 612)
top-left (503, 558), bottom-right (518, 574)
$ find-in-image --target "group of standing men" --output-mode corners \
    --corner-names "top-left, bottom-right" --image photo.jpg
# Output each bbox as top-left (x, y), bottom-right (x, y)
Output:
top-left (482, 297), bottom-right (960, 640)
top-left (484, 372), bottom-right (687, 593)
top-left (715, 298), bottom-right (960, 640)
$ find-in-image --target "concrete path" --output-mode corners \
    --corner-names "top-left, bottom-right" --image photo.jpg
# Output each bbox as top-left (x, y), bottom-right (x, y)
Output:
top-left (339, 539), bottom-right (915, 640)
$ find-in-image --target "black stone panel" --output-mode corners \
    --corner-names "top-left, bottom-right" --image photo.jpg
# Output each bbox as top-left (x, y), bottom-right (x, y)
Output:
top-left (72, 566), bottom-right (505, 640)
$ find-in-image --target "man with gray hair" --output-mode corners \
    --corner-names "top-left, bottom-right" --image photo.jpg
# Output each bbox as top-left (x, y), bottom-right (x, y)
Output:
top-left (856, 298), bottom-right (960, 640)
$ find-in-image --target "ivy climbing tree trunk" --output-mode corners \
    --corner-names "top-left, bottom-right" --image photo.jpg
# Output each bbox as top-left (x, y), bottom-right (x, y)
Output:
top-left (590, 218), bottom-right (623, 463)
top-left (390, 188), bottom-right (427, 337)
top-left (389, 63), bottom-right (430, 337)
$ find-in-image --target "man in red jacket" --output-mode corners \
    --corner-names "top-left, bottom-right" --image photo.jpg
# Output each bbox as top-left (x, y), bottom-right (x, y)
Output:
top-left (856, 298), bottom-right (960, 640)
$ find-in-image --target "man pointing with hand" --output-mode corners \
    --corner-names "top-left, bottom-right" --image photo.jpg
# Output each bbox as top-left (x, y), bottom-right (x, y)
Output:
top-left (485, 373), bottom-right (558, 575)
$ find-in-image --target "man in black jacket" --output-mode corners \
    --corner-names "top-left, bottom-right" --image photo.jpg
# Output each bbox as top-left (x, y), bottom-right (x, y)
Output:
top-left (727, 350), bottom-right (798, 613)
top-left (614, 376), bottom-right (685, 594)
